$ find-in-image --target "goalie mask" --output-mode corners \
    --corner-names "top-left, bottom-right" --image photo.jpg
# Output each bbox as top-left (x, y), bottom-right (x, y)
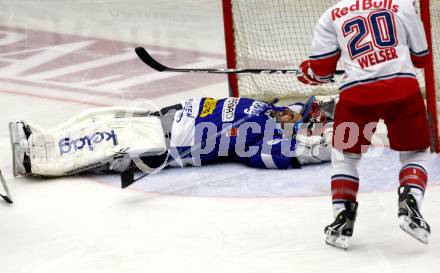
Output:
top-left (287, 95), bottom-right (337, 135)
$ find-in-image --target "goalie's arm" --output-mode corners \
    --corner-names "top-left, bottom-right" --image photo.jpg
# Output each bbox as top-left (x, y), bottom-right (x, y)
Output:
top-left (235, 138), bottom-right (300, 169)
top-left (237, 132), bottom-right (331, 169)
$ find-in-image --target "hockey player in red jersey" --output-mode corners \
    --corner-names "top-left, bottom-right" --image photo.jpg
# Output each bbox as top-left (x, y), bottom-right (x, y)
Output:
top-left (298, 0), bottom-right (432, 248)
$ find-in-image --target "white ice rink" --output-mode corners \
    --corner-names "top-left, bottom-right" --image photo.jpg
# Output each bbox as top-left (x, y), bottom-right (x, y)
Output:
top-left (0, 1), bottom-right (439, 273)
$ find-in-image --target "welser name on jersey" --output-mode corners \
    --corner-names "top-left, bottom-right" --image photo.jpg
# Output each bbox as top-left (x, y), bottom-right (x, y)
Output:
top-left (331, 0), bottom-right (399, 21)
top-left (357, 47), bottom-right (399, 69)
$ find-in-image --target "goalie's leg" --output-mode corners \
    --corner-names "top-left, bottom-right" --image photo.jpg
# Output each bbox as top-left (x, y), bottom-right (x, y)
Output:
top-left (9, 107), bottom-right (168, 177)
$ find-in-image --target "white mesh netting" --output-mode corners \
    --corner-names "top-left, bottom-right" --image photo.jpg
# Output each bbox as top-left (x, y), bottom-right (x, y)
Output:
top-left (228, 0), bottom-right (439, 105)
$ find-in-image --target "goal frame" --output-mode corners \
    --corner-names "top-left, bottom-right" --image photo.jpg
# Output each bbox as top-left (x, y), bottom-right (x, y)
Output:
top-left (420, 0), bottom-right (439, 152)
top-left (221, 0), bottom-right (439, 153)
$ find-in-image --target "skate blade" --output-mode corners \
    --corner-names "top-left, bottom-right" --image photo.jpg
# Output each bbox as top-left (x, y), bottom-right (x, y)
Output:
top-left (325, 234), bottom-right (350, 249)
top-left (399, 216), bottom-right (429, 244)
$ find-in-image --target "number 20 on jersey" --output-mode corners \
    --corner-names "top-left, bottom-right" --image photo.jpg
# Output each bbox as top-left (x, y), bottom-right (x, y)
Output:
top-left (343, 10), bottom-right (399, 69)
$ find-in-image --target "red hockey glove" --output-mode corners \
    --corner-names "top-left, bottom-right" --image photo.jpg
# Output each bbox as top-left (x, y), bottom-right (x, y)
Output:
top-left (297, 60), bottom-right (331, 86)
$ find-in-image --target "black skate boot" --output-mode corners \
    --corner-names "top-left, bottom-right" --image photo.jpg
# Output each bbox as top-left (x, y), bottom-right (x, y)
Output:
top-left (398, 186), bottom-right (430, 244)
top-left (325, 201), bottom-right (358, 249)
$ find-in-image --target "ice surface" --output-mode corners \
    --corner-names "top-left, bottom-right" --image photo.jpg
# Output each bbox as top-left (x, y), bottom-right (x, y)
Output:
top-left (96, 149), bottom-right (440, 198)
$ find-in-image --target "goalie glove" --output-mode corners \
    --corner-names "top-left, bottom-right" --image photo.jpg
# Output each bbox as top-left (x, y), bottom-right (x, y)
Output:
top-left (295, 125), bottom-right (332, 165)
top-left (297, 60), bottom-right (334, 86)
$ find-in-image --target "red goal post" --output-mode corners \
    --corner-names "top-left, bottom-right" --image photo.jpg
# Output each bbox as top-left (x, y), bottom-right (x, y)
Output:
top-left (222, 0), bottom-right (440, 153)
top-left (420, 0), bottom-right (439, 152)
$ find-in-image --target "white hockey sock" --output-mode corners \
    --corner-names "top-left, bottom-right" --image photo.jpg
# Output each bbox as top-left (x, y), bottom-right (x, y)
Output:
top-left (332, 203), bottom-right (347, 218)
top-left (408, 187), bottom-right (424, 210)
top-left (331, 150), bottom-right (361, 218)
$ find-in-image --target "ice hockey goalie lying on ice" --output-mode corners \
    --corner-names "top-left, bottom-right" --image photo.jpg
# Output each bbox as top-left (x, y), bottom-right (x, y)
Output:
top-left (9, 96), bottom-right (335, 178)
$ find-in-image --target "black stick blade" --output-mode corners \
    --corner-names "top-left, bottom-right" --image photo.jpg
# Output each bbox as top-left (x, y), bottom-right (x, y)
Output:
top-left (1, 194), bottom-right (13, 204)
top-left (121, 168), bottom-right (135, 189)
top-left (135, 47), bottom-right (168, 72)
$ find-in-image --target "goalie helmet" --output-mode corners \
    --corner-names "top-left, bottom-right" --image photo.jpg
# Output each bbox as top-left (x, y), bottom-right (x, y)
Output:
top-left (288, 96), bottom-right (337, 135)
top-left (299, 96), bottom-right (336, 123)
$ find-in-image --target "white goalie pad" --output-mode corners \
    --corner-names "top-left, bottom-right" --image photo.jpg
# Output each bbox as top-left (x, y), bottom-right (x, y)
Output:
top-left (27, 113), bottom-right (166, 177)
top-left (50, 106), bottom-right (157, 132)
top-left (296, 125), bottom-right (333, 165)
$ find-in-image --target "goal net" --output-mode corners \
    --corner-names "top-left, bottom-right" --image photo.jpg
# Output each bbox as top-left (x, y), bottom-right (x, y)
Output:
top-left (222, 0), bottom-right (440, 152)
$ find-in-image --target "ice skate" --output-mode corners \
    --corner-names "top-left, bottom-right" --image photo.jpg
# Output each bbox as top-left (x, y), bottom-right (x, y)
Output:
top-left (9, 121), bottom-right (32, 177)
top-left (398, 186), bottom-right (430, 244)
top-left (325, 202), bottom-right (358, 249)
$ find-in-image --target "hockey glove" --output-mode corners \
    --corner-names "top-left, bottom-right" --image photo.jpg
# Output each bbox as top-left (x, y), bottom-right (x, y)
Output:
top-left (297, 60), bottom-right (333, 86)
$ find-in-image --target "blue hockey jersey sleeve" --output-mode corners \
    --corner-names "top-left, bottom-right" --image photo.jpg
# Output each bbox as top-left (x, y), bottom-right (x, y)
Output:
top-left (236, 136), bottom-right (298, 169)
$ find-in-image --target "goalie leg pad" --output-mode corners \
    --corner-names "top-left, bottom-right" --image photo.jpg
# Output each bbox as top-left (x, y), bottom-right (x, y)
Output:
top-left (26, 116), bottom-right (167, 177)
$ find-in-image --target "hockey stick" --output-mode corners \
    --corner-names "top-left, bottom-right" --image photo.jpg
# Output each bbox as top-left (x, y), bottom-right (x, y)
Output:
top-left (121, 164), bottom-right (157, 189)
top-left (0, 170), bottom-right (13, 204)
top-left (121, 98), bottom-right (281, 189)
top-left (135, 47), bottom-right (345, 75)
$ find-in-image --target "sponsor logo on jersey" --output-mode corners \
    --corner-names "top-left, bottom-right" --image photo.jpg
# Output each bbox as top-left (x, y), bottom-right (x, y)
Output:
top-left (199, 98), bottom-right (218, 118)
top-left (222, 97), bottom-right (240, 122)
top-left (176, 99), bottom-right (196, 122)
top-left (331, 0), bottom-right (399, 21)
top-left (244, 101), bottom-right (269, 116)
top-left (59, 130), bottom-right (118, 155)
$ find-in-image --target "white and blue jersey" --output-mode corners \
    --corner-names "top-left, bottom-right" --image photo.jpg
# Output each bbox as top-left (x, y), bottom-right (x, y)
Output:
top-left (168, 97), bottom-right (300, 169)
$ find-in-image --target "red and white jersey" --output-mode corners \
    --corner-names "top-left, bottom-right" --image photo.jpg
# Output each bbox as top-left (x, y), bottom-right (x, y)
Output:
top-left (309, 0), bottom-right (429, 103)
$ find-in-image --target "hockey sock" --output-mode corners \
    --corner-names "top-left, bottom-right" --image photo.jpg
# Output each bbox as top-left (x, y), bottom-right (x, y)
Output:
top-left (331, 151), bottom-right (361, 217)
top-left (399, 164), bottom-right (428, 209)
top-left (399, 150), bottom-right (430, 209)
top-left (331, 174), bottom-right (359, 217)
